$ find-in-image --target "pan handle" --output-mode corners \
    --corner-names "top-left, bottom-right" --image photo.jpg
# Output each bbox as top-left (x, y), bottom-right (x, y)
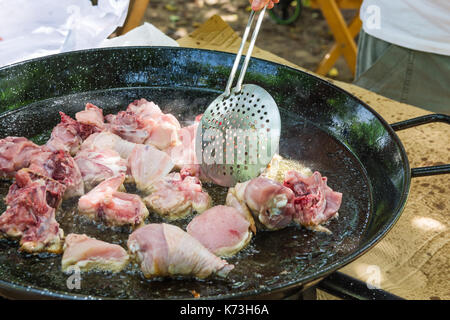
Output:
top-left (390, 114), bottom-right (450, 178)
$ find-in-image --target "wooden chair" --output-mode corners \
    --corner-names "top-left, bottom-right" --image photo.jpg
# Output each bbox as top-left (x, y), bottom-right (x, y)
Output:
top-left (116, 0), bottom-right (151, 36)
top-left (310, 0), bottom-right (363, 77)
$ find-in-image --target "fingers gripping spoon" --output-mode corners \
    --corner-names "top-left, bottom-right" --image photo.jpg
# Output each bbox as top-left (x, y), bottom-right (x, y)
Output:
top-left (197, 5), bottom-right (281, 187)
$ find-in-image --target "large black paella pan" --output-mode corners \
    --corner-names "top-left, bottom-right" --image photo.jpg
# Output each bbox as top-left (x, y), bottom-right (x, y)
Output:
top-left (0, 47), bottom-right (448, 299)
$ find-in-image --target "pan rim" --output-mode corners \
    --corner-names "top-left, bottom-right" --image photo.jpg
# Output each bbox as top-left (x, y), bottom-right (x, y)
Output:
top-left (0, 46), bottom-right (411, 300)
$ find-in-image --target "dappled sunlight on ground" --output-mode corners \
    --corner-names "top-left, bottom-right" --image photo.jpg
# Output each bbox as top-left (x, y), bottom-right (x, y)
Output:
top-left (411, 216), bottom-right (446, 232)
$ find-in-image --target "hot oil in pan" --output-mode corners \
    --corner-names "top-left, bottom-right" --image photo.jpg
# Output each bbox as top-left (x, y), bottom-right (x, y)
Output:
top-left (0, 89), bottom-right (371, 299)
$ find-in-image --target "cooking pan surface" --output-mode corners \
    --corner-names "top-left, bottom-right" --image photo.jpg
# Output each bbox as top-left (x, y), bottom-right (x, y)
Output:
top-left (0, 86), bottom-right (371, 299)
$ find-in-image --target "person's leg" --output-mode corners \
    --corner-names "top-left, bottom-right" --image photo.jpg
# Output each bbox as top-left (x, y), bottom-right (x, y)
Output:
top-left (354, 29), bottom-right (450, 114)
top-left (354, 29), bottom-right (410, 105)
top-left (355, 29), bottom-right (392, 79)
top-left (406, 51), bottom-right (450, 114)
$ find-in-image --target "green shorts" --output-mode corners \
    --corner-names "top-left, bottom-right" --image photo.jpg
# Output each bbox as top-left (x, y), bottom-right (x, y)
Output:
top-left (354, 29), bottom-right (450, 115)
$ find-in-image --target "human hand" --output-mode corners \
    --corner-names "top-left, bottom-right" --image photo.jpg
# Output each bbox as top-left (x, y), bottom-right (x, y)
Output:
top-left (249, 0), bottom-right (280, 11)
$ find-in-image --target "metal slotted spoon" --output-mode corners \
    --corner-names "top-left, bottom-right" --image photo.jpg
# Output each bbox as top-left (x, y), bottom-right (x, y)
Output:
top-left (197, 5), bottom-right (281, 187)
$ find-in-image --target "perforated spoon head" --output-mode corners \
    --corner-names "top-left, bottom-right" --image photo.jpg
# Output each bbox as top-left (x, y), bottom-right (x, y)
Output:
top-left (197, 84), bottom-right (281, 187)
top-left (195, 5), bottom-right (280, 186)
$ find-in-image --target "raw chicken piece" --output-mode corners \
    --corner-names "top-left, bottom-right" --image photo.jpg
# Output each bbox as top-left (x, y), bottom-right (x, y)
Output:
top-left (0, 137), bottom-right (42, 179)
top-left (62, 234), bottom-right (129, 273)
top-left (234, 177), bottom-right (295, 231)
top-left (225, 187), bottom-right (256, 233)
top-left (105, 111), bottom-right (150, 144)
top-left (165, 121), bottom-right (199, 169)
top-left (187, 205), bottom-right (252, 257)
top-left (126, 99), bottom-right (162, 119)
top-left (128, 144), bottom-right (174, 194)
top-left (105, 99), bottom-right (181, 150)
top-left (29, 149), bottom-right (84, 199)
top-left (80, 131), bottom-right (136, 159)
top-left (75, 103), bottom-right (105, 134)
top-left (19, 208), bottom-right (63, 254)
top-left (126, 99), bottom-right (181, 150)
top-left (78, 174), bottom-right (148, 227)
top-left (144, 113), bottom-right (180, 150)
top-left (164, 115), bottom-right (212, 181)
top-left (127, 223), bottom-right (234, 279)
top-left (143, 172), bottom-right (211, 220)
top-left (75, 148), bottom-right (127, 191)
top-left (6, 169), bottom-right (66, 209)
top-left (46, 105), bottom-right (104, 155)
top-left (283, 170), bottom-right (342, 227)
top-left (0, 169), bottom-right (64, 253)
top-left (46, 112), bottom-right (83, 156)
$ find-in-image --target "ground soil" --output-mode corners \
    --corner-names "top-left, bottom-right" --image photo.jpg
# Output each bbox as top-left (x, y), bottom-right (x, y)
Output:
top-left (143, 0), bottom-right (359, 82)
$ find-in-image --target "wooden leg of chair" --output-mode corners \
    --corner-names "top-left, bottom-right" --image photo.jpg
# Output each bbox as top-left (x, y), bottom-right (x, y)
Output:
top-left (315, 0), bottom-right (358, 75)
top-left (316, 14), bottom-right (362, 75)
top-left (118, 0), bottom-right (150, 35)
top-left (335, 0), bottom-right (363, 9)
top-left (347, 13), bottom-right (363, 37)
top-left (316, 44), bottom-right (341, 76)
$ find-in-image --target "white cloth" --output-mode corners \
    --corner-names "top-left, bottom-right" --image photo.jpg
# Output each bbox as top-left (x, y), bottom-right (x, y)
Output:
top-left (360, 0), bottom-right (450, 56)
top-left (100, 22), bottom-right (179, 48)
top-left (0, 0), bottom-right (130, 67)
